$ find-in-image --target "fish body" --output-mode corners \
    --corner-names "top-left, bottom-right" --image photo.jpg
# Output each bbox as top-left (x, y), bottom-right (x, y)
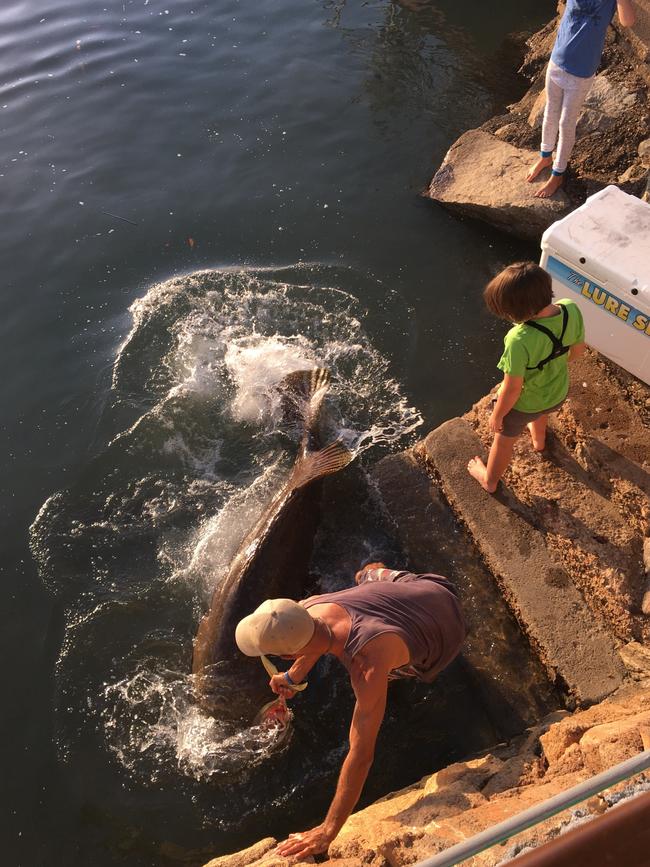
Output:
top-left (191, 369), bottom-right (353, 721)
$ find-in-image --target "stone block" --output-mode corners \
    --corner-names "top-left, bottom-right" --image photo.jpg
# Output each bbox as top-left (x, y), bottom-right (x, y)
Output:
top-left (422, 418), bottom-right (625, 704)
top-left (427, 130), bottom-right (570, 241)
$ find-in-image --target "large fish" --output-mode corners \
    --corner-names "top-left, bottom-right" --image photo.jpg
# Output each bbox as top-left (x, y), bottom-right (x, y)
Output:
top-left (191, 368), bottom-right (353, 721)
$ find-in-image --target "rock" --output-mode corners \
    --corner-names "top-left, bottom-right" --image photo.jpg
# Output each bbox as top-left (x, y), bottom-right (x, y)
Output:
top-left (586, 794), bottom-right (608, 815)
top-left (620, 640), bottom-right (650, 674)
top-left (639, 138), bottom-right (650, 168)
top-left (579, 710), bottom-right (650, 773)
top-left (643, 540), bottom-right (650, 614)
top-left (202, 839), bottom-right (282, 867)
top-left (576, 76), bottom-right (638, 135)
top-left (494, 122), bottom-right (520, 140)
top-left (426, 130), bottom-right (571, 241)
top-left (528, 74), bottom-right (639, 134)
top-left (642, 579), bottom-right (650, 616)
top-left (527, 88), bottom-right (547, 128)
top-left (640, 724), bottom-right (650, 751)
top-left (540, 720), bottom-right (589, 765)
top-left (618, 163), bottom-right (648, 184)
top-left (208, 689), bottom-right (650, 867)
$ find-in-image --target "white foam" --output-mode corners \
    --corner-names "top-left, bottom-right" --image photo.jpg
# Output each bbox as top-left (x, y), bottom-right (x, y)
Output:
top-left (100, 666), bottom-right (291, 781)
top-left (224, 335), bottom-right (316, 425)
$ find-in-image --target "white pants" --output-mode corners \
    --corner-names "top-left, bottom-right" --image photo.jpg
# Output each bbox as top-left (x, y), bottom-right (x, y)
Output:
top-left (541, 60), bottom-right (594, 174)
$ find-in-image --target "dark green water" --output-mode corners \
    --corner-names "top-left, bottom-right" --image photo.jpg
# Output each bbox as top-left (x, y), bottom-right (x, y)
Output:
top-left (1, 0), bottom-right (557, 864)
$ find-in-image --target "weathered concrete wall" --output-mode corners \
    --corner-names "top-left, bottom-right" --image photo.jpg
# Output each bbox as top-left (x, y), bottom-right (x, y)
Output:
top-left (421, 417), bottom-right (624, 705)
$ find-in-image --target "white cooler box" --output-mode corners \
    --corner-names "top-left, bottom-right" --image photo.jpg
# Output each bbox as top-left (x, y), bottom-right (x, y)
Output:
top-left (540, 185), bottom-right (650, 386)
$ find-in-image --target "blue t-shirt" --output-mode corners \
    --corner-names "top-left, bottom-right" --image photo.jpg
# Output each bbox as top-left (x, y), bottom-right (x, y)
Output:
top-left (551, 0), bottom-right (616, 78)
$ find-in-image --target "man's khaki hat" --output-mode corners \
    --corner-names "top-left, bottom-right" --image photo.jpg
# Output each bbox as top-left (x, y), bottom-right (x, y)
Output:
top-left (235, 598), bottom-right (315, 657)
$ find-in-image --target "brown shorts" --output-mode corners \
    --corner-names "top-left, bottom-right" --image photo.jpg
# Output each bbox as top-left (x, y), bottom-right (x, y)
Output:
top-left (490, 396), bottom-right (566, 438)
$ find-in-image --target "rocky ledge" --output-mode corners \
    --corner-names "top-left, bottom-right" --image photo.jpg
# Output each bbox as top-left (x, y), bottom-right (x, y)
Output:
top-left (206, 684), bottom-right (650, 866)
top-left (203, 349), bottom-right (649, 866)
top-left (426, 0), bottom-right (650, 240)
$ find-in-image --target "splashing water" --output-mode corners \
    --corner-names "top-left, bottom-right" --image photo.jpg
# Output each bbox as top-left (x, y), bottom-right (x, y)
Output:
top-left (31, 265), bottom-right (422, 785)
top-left (100, 666), bottom-right (292, 782)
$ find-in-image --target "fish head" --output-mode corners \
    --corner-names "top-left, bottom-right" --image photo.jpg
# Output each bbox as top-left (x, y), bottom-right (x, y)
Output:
top-left (251, 696), bottom-right (294, 751)
top-left (253, 696), bottom-right (293, 729)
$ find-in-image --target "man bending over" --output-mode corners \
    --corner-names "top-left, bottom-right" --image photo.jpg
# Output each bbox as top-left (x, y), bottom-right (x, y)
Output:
top-left (234, 563), bottom-right (467, 860)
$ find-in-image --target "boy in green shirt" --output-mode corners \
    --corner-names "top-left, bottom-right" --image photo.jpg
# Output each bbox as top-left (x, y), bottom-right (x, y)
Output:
top-left (468, 262), bottom-right (585, 493)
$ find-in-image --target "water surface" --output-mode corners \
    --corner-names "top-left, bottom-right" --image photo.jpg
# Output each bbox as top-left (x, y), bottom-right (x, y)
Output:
top-left (1, 0), bottom-right (557, 863)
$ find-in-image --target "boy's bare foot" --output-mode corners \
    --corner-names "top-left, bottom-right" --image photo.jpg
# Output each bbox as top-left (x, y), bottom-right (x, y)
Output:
top-left (534, 173), bottom-right (564, 199)
top-left (526, 155), bottom-right (552, 182)
top-left (467, 457), bottom-right (497, 493)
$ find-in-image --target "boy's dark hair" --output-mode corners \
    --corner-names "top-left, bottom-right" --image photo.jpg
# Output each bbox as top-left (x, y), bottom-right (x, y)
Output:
top-left (483, 262), bottom-right (553, 323)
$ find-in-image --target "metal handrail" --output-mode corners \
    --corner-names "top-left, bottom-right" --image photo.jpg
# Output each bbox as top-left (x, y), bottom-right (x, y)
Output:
top-left (412, 749), bottom-right (650, 867)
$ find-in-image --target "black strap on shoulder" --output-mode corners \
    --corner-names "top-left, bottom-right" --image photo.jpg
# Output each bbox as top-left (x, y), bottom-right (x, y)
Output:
top-left (525, 303), bottom-right (570, 371)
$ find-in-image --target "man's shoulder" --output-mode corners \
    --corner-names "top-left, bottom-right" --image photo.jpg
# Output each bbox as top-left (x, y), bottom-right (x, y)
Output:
top-left (355, 632), bottom-right (410, 674)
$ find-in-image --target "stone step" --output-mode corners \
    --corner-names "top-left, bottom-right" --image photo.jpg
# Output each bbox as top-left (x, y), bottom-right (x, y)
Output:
top-left (462, 351), bottom-right (650, 647)
top-left (370, 451), bottom-right (559, 732)
top-left (422, 417), bottom-right (625, 706)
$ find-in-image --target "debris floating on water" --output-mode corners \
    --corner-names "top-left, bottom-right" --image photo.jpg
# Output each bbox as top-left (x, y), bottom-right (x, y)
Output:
top-left (101, 211), bottom-right (139, 226)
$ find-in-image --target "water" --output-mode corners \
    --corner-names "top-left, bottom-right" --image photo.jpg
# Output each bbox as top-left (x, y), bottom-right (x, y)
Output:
top-left (0, 0), bottom-right (558, 864)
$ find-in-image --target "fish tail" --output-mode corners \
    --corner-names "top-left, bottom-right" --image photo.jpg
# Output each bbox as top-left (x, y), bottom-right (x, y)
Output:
top-left (290, 438), bottom-right (353, 488)
top-left (279, 368), bottom-right (331, 434)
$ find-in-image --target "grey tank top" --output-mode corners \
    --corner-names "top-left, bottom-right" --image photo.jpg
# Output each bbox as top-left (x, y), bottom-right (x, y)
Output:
top-left (304, 570), bottom-right (466, 683)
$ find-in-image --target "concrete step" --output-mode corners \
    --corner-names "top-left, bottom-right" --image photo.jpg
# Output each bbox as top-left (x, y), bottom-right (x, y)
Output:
top-left (421, 417), bottom-right (625, 706)
top-left (370, 450), bottom-right (559, 731)
top-left (463, 352), bottom-right (650, 649)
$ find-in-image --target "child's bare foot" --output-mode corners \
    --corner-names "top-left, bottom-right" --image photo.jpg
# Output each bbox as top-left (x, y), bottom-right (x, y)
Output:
top-left (526, 155), bottom-right (552, 182)
top-left (467, 457), bottom-right (497, 493)
top-left (534, 173), bottom-right (564, 198)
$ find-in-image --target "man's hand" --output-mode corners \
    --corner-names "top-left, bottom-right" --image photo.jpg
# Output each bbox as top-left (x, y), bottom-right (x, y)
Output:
top-left (269, 673), bottom-right (295, 699)
top-left (275, 824), bottom-right (333, 859)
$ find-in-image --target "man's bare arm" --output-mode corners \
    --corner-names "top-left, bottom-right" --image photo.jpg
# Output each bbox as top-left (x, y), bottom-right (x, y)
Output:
top-left (322, 671), bottom-right (387, 836)
top-left (275, 662), bottom-right (388, 859)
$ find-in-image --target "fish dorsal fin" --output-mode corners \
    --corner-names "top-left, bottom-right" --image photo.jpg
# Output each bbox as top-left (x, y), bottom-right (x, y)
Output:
top-left (290, 439), bottom-right (353, 489)
top-left (279, 368), bottom-right (330, 433)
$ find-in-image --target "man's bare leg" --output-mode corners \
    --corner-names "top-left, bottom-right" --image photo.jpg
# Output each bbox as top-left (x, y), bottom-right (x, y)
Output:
top-left (534, 173), bottom-right (564, 198)
top-left (528, 415), bottom-right (548, 451)
top-left (527, 154), bottom-right (552, 182)
top-left (467, 433), bottom-right (516, 493)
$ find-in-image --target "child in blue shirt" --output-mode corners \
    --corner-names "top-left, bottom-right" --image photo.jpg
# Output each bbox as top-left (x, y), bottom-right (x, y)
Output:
top-left (527, 0), bottom-right (636, 199)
